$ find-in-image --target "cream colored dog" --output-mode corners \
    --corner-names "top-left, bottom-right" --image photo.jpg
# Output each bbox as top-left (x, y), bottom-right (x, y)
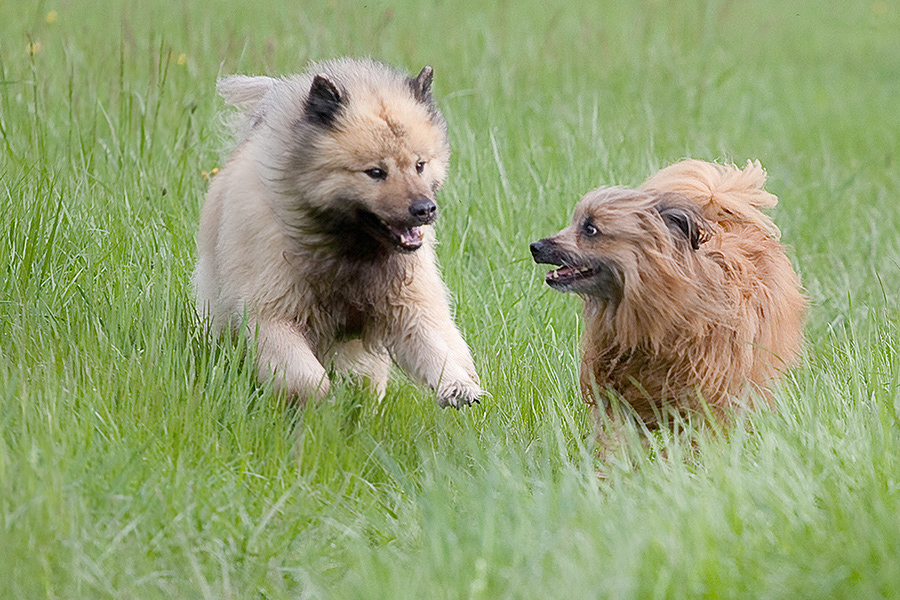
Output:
top-left (194, 58), bottom-right (483, 407)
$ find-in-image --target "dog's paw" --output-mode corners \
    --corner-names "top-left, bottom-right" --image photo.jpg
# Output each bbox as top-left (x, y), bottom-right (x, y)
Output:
top-left (436, 380), bottom-right (486, 409)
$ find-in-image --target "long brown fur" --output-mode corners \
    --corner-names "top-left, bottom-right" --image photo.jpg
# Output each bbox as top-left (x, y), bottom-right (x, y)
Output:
top-left (531, 160), bottom-right (806, 444)
top-left (194, 58), bottom-right (483, 407)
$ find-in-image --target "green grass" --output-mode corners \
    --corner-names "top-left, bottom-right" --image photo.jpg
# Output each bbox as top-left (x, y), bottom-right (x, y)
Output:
top-left (3, 0), bottom-right (900, 597)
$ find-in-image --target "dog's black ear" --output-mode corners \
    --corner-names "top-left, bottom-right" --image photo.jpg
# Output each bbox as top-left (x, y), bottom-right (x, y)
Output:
top-left (305, 74), bottom-right (344, 127)
top-left (409, 66), bottom-right (434, 104)
top-left (657, 203), bottom-right (713, 251)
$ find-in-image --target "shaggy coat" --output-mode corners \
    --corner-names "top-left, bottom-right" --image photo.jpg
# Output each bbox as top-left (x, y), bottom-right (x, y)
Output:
top-left (194, 58), bottom-right (483, 407)
top-left (532, 160), bottom-right (806, 432)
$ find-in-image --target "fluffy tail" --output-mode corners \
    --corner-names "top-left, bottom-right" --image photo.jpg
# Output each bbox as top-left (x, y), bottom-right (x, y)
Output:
top-left (216, 75), bottom-right (278, 109)
top-left (214, 75), bottom-right (280, 149)
top-left (640, 159), bottom-right (781, 239)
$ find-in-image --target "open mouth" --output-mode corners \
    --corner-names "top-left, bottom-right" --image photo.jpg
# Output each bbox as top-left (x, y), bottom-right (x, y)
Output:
top-left (543, 259), bottom-right (623, 304)
top-left (532, 239), bottom-right (622, 303)
top-left (384, 223), bottom-right (423, 252)
top-left (359, 212), bottom-right (424, 252)
top-left (545, 264), bottom-right (597, 288)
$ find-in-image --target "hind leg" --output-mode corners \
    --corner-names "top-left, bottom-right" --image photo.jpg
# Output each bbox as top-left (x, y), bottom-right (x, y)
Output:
top-left (326, 339), bottom-right (392, 399)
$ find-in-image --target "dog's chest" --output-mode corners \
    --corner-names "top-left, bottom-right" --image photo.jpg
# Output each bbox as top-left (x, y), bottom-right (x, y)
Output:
top-left (299, 253), bottom-right (407, 341)
top-left (310, 290), bottom-right (379, 341)
top-left (336, 302), bottom-right (369, 339)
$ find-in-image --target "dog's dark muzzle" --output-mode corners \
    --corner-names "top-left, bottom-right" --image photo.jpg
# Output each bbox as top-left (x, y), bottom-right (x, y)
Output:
top-left (530, 238), bottom-right (560, 265)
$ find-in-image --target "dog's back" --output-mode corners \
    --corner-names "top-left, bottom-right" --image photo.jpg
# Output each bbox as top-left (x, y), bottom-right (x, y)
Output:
top-left (639, 160), bottom-right (806, 411)
top-left (641, 159), bottom-right (781, 237)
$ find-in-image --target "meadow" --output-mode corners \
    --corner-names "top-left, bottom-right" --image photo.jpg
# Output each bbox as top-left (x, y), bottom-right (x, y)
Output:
top-left (2, 1), bottom-right (900, 597)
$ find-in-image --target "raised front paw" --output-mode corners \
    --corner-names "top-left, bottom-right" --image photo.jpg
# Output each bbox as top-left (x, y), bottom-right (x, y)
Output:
top-left (436, 380), bottom-right (485, 409)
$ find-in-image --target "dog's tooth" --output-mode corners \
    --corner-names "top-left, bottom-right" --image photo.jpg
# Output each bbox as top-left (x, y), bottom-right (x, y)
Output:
top-left (399, 227), bottom-right (423, 248)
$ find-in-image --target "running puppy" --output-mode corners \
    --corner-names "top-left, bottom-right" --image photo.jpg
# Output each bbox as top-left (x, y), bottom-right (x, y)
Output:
top-left (194, 58), bottom-right (483, 407)
top-left (531, 160), bottom-right (805, 441)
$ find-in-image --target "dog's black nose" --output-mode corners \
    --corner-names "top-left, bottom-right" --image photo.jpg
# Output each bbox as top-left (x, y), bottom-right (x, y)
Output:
top-left (409, 197), bottom-right (437, 224)
top-left (530, 240), bottom-right (546, 262)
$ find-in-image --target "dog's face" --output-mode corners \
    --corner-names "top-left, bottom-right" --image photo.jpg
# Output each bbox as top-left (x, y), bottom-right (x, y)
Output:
top-left (531, 187), bottom-right (713, 304)
top-left (283, 67), bottom-right (450, 253)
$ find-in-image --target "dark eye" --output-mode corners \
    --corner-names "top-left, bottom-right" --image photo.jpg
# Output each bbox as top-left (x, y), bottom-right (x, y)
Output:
top-left (365, 167), bottom-right (387, 180)
top-left (583, 221), bottom-right (599, 237)
top-left (415, 160), bottom-right (426, 174)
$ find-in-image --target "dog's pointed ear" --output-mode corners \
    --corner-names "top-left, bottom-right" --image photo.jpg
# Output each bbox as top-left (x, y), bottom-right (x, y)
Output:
top-left (657, 203), bottom-right (713, 250)
top-left (409, 66), bottom-right (434, 104)
top-left (305, 74), bottom-right (344, 127)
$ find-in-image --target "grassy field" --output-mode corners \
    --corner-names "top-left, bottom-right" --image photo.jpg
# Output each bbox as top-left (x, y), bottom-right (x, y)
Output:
top-left (3, 0), bottom-right (900, 597)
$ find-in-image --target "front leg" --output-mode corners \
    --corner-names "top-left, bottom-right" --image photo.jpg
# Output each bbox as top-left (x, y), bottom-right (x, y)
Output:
top-left (581, 361), bottom-right (631, 460)
top-left (389, 318), bottom-right (484, 408)
top-left (254, 318), bottom-right (329, 403)
top-left (386, 267), bottom-right (484, 408)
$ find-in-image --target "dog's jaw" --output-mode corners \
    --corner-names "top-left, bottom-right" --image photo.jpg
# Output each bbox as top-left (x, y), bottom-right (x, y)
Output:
top-left (383, 222), bottom-right (424, 252)
top-left (545, 261), bottom-right (622, 304)
top-left (357, 211), bottom-right (427, 253)
top-left (545, 264), bottom-right (597, 287)
top-left (531, 239), bottom-right (623, 303)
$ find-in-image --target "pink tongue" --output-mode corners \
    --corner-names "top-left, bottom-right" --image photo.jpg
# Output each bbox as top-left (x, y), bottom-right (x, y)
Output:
top-left (399, 227), bottom-right (423, 248)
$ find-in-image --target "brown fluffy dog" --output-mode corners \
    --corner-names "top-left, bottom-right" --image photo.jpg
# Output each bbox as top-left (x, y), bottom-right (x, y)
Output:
top-left (194, 59), bottom-right (483, 407)
top-left (531, 160), bottom-right (806, 441)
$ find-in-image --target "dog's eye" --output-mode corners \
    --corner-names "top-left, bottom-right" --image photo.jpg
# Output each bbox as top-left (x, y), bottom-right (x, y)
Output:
top-left (364, 167), bottom-right (387, 180)
top-left (415, 160), bottom-right (426, 174)
top-left (583, 222), bottom-right (599, 237)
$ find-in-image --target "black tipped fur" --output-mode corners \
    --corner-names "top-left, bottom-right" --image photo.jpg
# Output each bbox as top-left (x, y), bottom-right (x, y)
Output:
top-left (305, 75), bottom-right (344, 127)
top-left (409, 66), bottom-right (435, 105)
